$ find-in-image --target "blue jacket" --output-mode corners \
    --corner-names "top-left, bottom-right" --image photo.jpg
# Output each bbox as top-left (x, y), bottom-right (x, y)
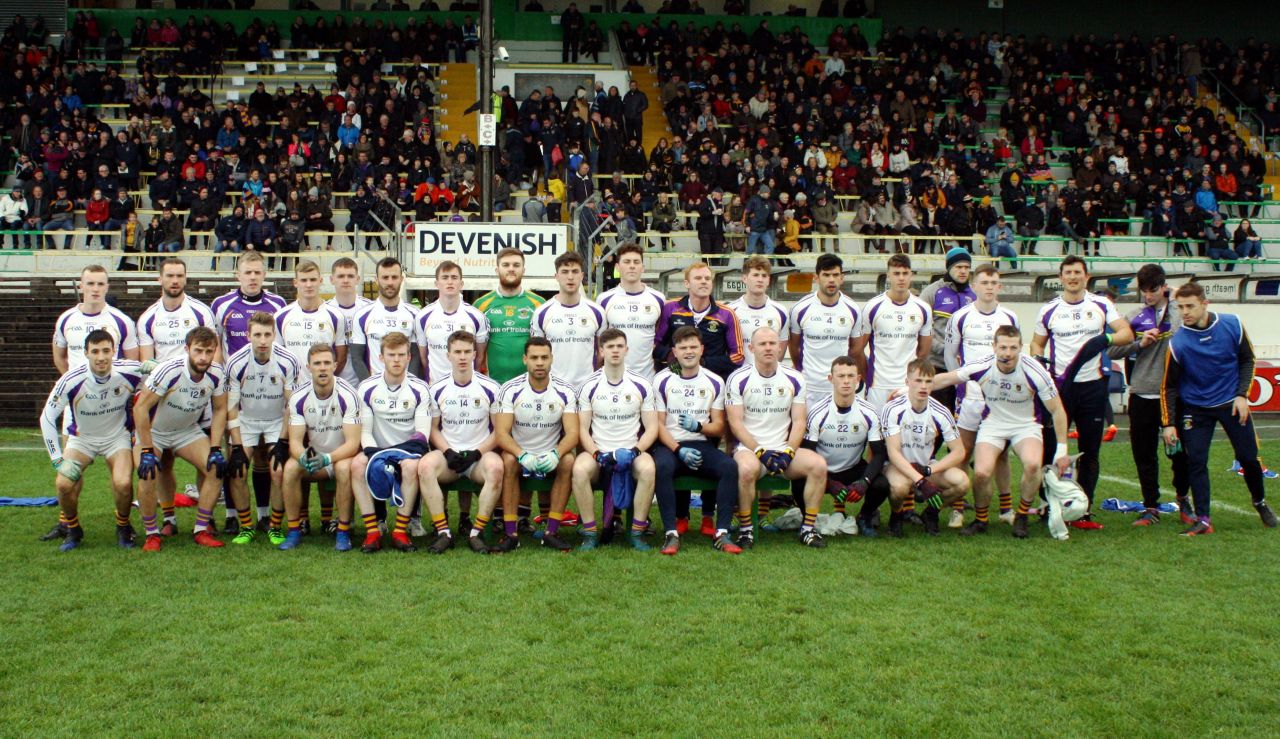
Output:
top-left (1162, 312), bottom-right (1254, 422)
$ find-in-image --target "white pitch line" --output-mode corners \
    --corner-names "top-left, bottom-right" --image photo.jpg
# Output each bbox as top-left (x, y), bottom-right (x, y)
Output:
top-left (1100, 474), bottom-right (1254, 516)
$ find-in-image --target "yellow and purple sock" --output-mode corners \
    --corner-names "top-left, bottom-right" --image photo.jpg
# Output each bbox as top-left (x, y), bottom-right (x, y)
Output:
top-left (801, 507), bottom-right (818, 530)
top-left (581, 519), bottom-right (597, 534)
top-left (975, 506), bottom-right (989, 523)
top-left (431, 513), bottom-right (449, 536)
top-left (320, 503), bottom-right (333, 527)
top-left (758, 496), bottom-right (771, 521)
top-left (142, 513), bottom-right (159, 536)
top-left (903, 499), bottom-right (916, 514)
top-left (1016, 499), bottom-right (1031, 516)
top-left (737, 509), bottom-right (753, 533)
top-left (161, 504), bottom-right (176, 523)
top-left (65, 514), bottom-right (80, 530)
top-left (546, 510), bottom-right (564, 535)
top-left (237, 508), bottom-right (253, 530)
top-left (361, 512), bottom-right (379, 533)
top-left (288, 517), bottom-right (302, 534)
top-left (270, 508), bottom-right (284, 530)
top-left (998, 492), bottom-right (1013, 513)
top-left (393, 513), bottom-right (411, 535)
top-left (115, 511), bottom-right (130, 527)
top-left (503, 513), bottom-right (518, 537)
top-left (953, 499), bottom-right (966, 513)
top-left (337, 519), bottom-right (351, 532)
top-left (470, 515), bottom-right (489, 538)
top-left (833, 500), bottom-right (846, 514)
top-left (194, 507), bottom-right (213, 532)
top-left (631, 518), bottom-right (648, 535)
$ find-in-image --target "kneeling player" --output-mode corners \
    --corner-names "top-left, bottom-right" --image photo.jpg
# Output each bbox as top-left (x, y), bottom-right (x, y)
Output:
top-left (282, 345), bottom-right (361, 551)
top-left (881, 360), bottom-right (969, 536)
top-left (931, 326), bottom-right (1071, 537)
top-left (572, 329), bottom-right (659, 551)
top-left (652, 326), bottom-right (741, 554)
top-left (804, 356), bottom-right (891, 537)
top-left (727, 327), bottom-right (828, 549)
top-left (494, 338), bottom-right (579, 551)
top-left (417, 331), bottom-right (504, 554)
top-left (132, 327), bottom-right (229, 551)
top-left (40, 330), bottom-right (143, 550)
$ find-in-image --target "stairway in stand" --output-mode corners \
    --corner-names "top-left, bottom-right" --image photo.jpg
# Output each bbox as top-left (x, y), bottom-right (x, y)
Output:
top-left (435, 63), bottom-right (479, 149)
top-left (628, 65), bottom-right (672, 155)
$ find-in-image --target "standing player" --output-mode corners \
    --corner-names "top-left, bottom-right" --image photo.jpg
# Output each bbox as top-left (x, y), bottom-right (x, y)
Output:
top-left (789, 253), bottom-right (862, 404)
top-left (1030, 255), bottom-right (1133, 527)
top-left (210, 251), bottom-right (288, 361)
top-left (137, 258), bottom-right (216, 363)
top-left (416, 260), bottom-right (489, 385)
top-left (931, 327), bottom-right (1072, 538)
top-left (349, 332), bottom-right (431, 553)
top-left (571, 329), bottom-right (660, 551)
top-left (275, 260), bottom-right (348, 381)
top-left (416, 331), bottom-right (506, 554)
top-left (599, 244), bottom-right (665, 381)
top-left (879, 360), bottom-right (969, 537)
top-left (224, 312), bottom-right (300, 545)
top-left (474, 247), bottom-right (546, 385)
top-left (350, 257), bottom-right (420, 379)
top-left (132, 327), bottom-right (229, 552)
top-left (653, 261), bottom-right (744, 380)
top-left (40, 330), bottom-right (143, 550)
top-left (726, 327), bottom-right (829, 549)
top-left (804, 357), bottom-right (892, 537)
top-left (651, 326), bottom-right (742, 554)
top-left (283, 345), bottom-right (362, 551)
top-left (494, 337), bottom-right (580, 551)
top-left (944, 263), bottom-right (1020, 526)
top-left (726, 256), bottom-right (789, 367)
top-left (325, 257), bottom-right (373, 387)
top-left (854, 254), bottom-right (932, 412)
top-left (1162, 282), bottom-right (1276, 535)
top-left (919, 247), bottom-right (975, 409)
top-left (530, 251), bottom-right (605, 391)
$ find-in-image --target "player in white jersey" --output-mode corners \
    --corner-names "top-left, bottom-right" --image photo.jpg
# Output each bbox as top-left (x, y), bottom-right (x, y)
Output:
top-left (726, 256), bottom-right (790, 367)
top-left (350, 331), bottom-right (431, 553)
top-left (275, 260), bottom-right (347, 382)
top-left (39, 330), bottom-right (143, 550)
top-left (932, 325), bottom-right (1072, 538)
top-left (726, 327), bottom-right (828, 549)
top-left (571, 329), bottom-right (659, 551)
top-left (803, 357), bottom-right (892, 536)
top-left (880, 360), bottom-right (969, 537)
top-left (415, 260), bottom-right (489, 385)
top-left (132, 327), bottom-right (229, 552)
top-left (854, 254), bottom-right (932, 412)
top-left (416, 331), bottom-right (503, 554)
top-left (598, 244), bottom-right (665, 380)
top-left (942, 264), bottom-right (1021, 527)
top-left (651, 326), bottom-right (742, 554)
top-left (351, 257), bottom-right (420, 378)
top-left (224, 312), bottom-right (301, 546)
top-left (530, 251), bottom-right (604, 390)
top-left (137, 258), bottom-right (216, 363)
top-left (493, 337), bottom-right (580, 552)
top-left (283, 345), bottom-right (362, 552)
top-left (789, 253), bottom-right (862, 404)
top-left (326, 257), bottom-right (372, 386)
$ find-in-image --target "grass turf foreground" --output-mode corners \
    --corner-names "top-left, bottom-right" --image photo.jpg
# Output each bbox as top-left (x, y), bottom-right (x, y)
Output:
top-left (0, 425), bottom-right (1278, 736)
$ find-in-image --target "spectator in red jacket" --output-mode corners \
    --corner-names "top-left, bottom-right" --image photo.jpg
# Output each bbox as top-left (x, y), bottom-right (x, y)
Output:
top-left (84, 188), bottom-right (111, 248)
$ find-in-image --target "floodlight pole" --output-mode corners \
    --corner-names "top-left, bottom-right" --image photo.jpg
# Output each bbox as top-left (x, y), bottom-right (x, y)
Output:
top-left (479, 0), bottom-right (495, 222)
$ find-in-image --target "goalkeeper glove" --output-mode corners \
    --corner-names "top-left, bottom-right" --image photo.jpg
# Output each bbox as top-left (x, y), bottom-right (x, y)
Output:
top-left (676, 445), bottom-right (703, 470)
top-left (612, 447), bottom-right (638, 472)
top-left (53, 457), bottom-right (83, 483)
top-left (677, 415), bottom-right (702, 433)
top-left (518, 451), bottom-right (540, 474)
top-left (912, 476), bottom-right (943, 510)
top-left (228, 444), bottom-right (250, 478)
top-left (138, 447), bottom-right (160, 480)
top-left (206, 448), bottom-right (227, 478)
top-left (535, 450), bottom-right (559, 474)
top-left (270, 438), bottom-right (291, 471)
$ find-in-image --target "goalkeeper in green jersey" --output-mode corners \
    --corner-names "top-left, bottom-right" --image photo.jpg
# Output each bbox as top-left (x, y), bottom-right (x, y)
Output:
top-left (475, 247), bottom-right (545, 385)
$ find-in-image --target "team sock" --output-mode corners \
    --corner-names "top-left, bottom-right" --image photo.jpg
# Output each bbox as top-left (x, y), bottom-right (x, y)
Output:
top-left (975, 506), bottom-right (989, 524)
top-left (270, 508), bottom-right (284, 530)
top-left (902, 499), bottom-right (916, 514)
top-left (161, 504), bottom-right (176, 524)
top-left (952, 499), bottom-right (965, 513)
top-left (737, 509), bottom-right (753, 534)
top-left (237, 507), bottom-right (253, 530)
top-left (470, 515), bottom-right (489, 538)
top-left (142, 514), bottom-right (159, 536)
top-left (546, 510), bottom-right (564, 535)
top-left (631, 518), bottom-right (648, 535)
top-left (65, 515), bottom-right (80, 530)
top-left (801, 507), bottom-right (818, 531)
top-left (1016, 499), bottom-right (1031, 516)
top-left (115, 511), bottom-right (130, 527)
top-left (287, 517), bottom-right (302, 534)
top-left (320, 503), bottom-right (333, 527)
top-left (833, 500), bottom-right (846, 514)
top-left (998, 492), bottom-right (1013, 513)
top-left (361, 512), bottom-right (379, 534)
top-left (393, 513), bottom-right (411, 535)
top-left (58, 511), bottom-right (68, 525)
top-left (757, 497), bottom-right (771, 521)
top-left (337, 519), bottom-right (351, 532)
top-left (431, 513), bottom-right (449, 536)
top-left (503, 513), bottom-right (518, 537)
top-left (581, 519), bottom-right (597, 534)
top-left (193, 507), bottom-right (213, 533)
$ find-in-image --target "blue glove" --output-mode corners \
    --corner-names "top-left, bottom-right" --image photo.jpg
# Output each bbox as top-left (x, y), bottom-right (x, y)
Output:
top-left (612, 447), bottom-right (637, 472)
top-left (676, 445), bottom-right (703, 470)
top-left (207, 448), bottom-right (227, 478)
top-left (138, 447), bottom-right (160, 480)
top-left (677, 415), bottom-right (702, 433)
top-left (595, 450), bottom-right (615, 470)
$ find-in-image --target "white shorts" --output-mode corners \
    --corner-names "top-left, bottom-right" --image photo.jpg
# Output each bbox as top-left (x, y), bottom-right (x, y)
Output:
top-left (957, 394), bottom-right (987, 432)
top-left (975, 421), bottom-right (1042, 451)
top-left (66, 430), bottom-right (133, 461)
top-left (239, 417), bottom-right (280, 448)
top-left (863, 386), bottom-right (897, 413)
top-left (150, 426), bottom-right (208, 454)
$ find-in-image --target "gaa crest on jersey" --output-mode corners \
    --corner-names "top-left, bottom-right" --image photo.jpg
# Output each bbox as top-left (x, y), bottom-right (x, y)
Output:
top-left (183, 318), bottom-right (192, 328)
top-left (579, 316), bottom-right (590, 326)
top-left (624, 393), bottom-right (633, 403)
top-left (403, 399), bottom-right (412, 409)
top-left (269, 376), bottom-right (278, 385)
top-left (698, 388), bottom-right (707, 397)
top-left (114, 386), bottom-right (124, 396)
top-left (909, 314), bottom-right (918, 323)
top-left (1015, 383), bottom-right (1023, 392)
top-left (838, 316), bottom-right (847, 325)
top-left (518, 308), bottom-right (532, 319)
top-left (707, 322), bottom-right (719, 333)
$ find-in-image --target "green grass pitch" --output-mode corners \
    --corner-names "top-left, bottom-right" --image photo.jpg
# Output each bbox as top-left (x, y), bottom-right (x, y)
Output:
top-left (1, 424), bottom-right (1278, 736)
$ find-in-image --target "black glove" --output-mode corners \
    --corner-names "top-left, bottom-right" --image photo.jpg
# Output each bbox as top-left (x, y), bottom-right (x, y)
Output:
top-left (911, 462), bottom-right (932, 478)
top-left (206, 448), bottom-right (227, 479)
top-left (444, 448), bottom-right (463, 471)
top-left (446, 449), bottom-right (480, 473)
top-left (271, 438), bottom-right (291, 471)
top-left (228, 444), bottom-right (250, 478)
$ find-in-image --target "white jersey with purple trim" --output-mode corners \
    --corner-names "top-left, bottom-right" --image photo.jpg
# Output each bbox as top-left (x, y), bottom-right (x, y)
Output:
top-left (725, 364), bottom-right (805, 450)
top-left (578, 369), bottom-right (655, 453)
top-left (789, 292), bottom-right (861, 400)
top-left (54, 305), bottom-right (139, 369)
top-left (945, 303), bottom-right (1021, 402)
top-left (497, 373), bottom-right (578, 455)
top-left (599, 286), bottom-right (666, 380)
top-left (653, 366), bottom-right (725, 444)
top-left (289, 378), bottom-right (359, 455)
top-left (530, 296), bottom-right (605, 390)
top-left (275, 301), bottom-right (347, 381)
top-left (805, 396), bottom-right (882, 474)
top-left (1034, 292), bottom-right (1120, 382)
top-left (880, 395), bottom-right (957, 468)
top-left (726, 296), bottom-right (790, 367)
top-left (429, 373), bottom-right (501, 451)
top-left (859, 292), bottom-right (932, 391)
top-left (356, 372), bottom-right (432, 449)
top-left (415, 300), bottom-right (490, 385)
top-left (136, 296), bottom-right (216, 361)
top-left (952, 355), bottom-right (1058, 428)
top-left (351, 301), bottom-right (420, 376)
top-left (144, 356), bottom-right (226, 434)
top-left (225, 344), bottom-right (300, 422)
top-left (40, 361), bottom-right (143, 459)
top-left (210, 290), bottom-right (287, 359)
top-left (326, 296), bottom-right (373, 385)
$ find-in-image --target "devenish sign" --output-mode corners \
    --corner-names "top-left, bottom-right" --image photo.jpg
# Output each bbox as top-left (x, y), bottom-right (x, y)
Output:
top-left (414, 222), bottom-right (569, 277)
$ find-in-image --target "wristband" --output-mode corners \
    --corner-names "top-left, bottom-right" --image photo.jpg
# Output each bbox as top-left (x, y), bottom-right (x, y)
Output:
top-left (1055, 443), bottom-right (1068, 460)
top-left (227, 418), bottom-right (241, 430)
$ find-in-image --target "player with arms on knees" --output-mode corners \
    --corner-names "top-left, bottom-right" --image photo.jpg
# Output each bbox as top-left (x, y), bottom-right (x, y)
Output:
top-left (804, 356), bottom-right (891, 537)
top-left (789, 253), bottom-right (862, 404)
top-left (931, 327), bottom-right (1071, 538)
top-left (416, 331), bottom-right (504, 554)
top-left (132, 327), bottom-right (229, 551)
top-left (572, 328), bottom-right (660, 551)
top-left (325, 257), bottom-right (373, 387)
top-left (880, 360), bottom-right (969, 537)
top-left (599, 243), bottom-right (666, 381)
top-left (283, 345), bottom-right (362, 551)
top-left (727, 326), bottom-right (828, 549)
top-left (493, 338), bottom-right (580, 551)
top-left (530, 251), bottom-right (605, 391)
top-left (40, 330), bottom-right (144, 550)
top-left (727, 256), bottom-right (790, 367)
